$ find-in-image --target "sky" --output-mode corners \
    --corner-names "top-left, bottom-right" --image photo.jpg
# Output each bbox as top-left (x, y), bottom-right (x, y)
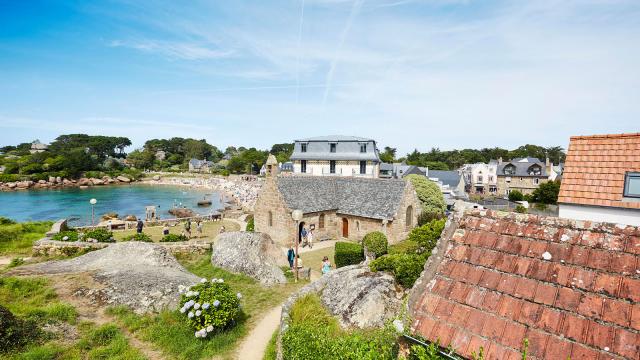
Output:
top-left (0, 0), bottom-right (639, 155)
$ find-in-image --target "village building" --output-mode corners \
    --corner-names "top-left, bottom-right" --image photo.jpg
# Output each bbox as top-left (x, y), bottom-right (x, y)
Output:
top-left (428, 169), bottom-right (467, 208)
top-left (254, 158), bottom-right (421, 245)
top-left (381, 162), bottom-right (428, 179)
top-left (289, 136), bottom-right (381, 177)
top-left (155, 150), bottom-right (166, 161)
top-left (558, 132), bottom-right (640, 226)
top-left (496, 157), bottom-right (552, 196)
top-left (461, 161), bottom-right (498, 195)
top-left (29, 140), bottom-right (48, 154)
top-left (409, 209), bottom-right (640, 360)
top-left (188, 158), bottom-right (214, 173)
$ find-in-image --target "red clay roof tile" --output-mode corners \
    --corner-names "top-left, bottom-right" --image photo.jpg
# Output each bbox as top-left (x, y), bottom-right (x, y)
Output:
top-left (410, 210), bottom-right (640, 359)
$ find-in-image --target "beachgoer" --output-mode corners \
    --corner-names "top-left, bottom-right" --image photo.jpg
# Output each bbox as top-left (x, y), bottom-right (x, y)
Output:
top-left (196, 220), bottom-right (203, 237)
top-left (295, 254), bottom-right (303, 269)
top-left (184, 220), bottom-right (191, 238)
top-left (300, 226), bottom-right (307, 245)
top-left (307, 229), bottom-right (314, 249)
top-left (287, 246), bottom-right (295, 270)
top-left (107, 220), bottom-right (112, 231)
top-left (162, 224), bottom-right (170, 236)
top-left (136, 219), bottom-right (144, 234)
top-left (219, 225), bottom-right (226, 234)
top-left (321, 256), bottom-right (332, 275)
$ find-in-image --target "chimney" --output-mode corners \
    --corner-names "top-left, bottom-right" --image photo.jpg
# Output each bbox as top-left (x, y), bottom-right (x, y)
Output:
top-left (545, 157), bottom-right (550, 167)
top-left (498, 157), bottom-right (503, 164)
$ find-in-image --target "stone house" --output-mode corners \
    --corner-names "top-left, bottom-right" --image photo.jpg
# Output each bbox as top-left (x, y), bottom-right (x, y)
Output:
top-left (558, 132), bottom-right (640, 226)
top-left (188, 158), bottom-right (213, 173)
top-left (461, 161), bottom-right (498, 195)
top-left (29, 140), bottom-right (48, 154)
top-left (289, 135), bottom-right (381, 178)
top-left (254, 165), bottom-right (422, 246)
top-left (496, 157), bottom-right (551, 196)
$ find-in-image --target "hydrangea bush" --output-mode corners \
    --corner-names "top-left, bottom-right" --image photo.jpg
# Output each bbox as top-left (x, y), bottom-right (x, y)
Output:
top-left (177, 278), bottom-right (242, 338)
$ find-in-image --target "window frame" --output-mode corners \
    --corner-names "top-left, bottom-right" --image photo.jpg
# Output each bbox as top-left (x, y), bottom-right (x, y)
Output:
top-left (359, 161), bottom-right (366, 174)
top-left (301, 160), bottom-right (307, 173)
top-left (360, 143), bottom-right (367, 153)
top-left (330, 143), bottom-right (337, 153)
top-left (300, 143), bottom-right (307, 153)
top-left (330, 160), bottom-right (336, 174)
top-left (623, 172), bottom-right (640, 198)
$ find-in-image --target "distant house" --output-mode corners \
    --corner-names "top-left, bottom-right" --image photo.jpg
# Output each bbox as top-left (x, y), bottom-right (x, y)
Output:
top-left (30, 140), bottom-right (48, 154)
top-left (289, 135), bottom-right (381, 177)
top-left (155, 150), bottom-right (166, 161)
top-left (428, 169), bottom-right (466, 199)
top-left (496, 157), bottom-right (552, 196)
top-left (380, 162), bottom-right (428, 179)
top-left (558, 132), bottom-right (640, 226)
top-left (259, 161), bottom-right (294, 176)
top-left (188, 159), bottom-right (214, 173)
top-left (254, 165), bottom-right (421, 245)
top-left (460, 161), bottom-right (498, 195)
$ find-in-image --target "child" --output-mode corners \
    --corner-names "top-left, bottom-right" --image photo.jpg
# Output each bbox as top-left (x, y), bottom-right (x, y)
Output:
top-left (321, 256), bottom-right (332, 275)
top-left (162, 224), bottom-right (170, 236)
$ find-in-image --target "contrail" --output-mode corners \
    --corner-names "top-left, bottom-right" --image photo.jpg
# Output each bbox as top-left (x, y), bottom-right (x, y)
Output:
top-left (322, 0), bottom-right (364, 105)
top-left (295, 0), bottom-right (306, 104)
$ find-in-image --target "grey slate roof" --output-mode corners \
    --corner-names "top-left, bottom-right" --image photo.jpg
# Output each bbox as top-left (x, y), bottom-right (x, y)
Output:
top-left (428, 170), bottom-right (462, 188)
top-left (189, 159), bottom-right (213, 168)
top-left (275, 177), bottom-right (407, 220)
top-left (295, 135), bottom-right (372, 142)
top-left (290, 135), bottom-right (380, 162)
top-left (497, 158), bottom-right (547, 177)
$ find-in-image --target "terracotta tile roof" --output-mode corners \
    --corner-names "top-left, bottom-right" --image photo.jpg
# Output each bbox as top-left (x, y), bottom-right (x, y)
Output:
top-left (410, 210), bottom-right (640, 360)
top-left (558, 132), bottom-right (640, 209)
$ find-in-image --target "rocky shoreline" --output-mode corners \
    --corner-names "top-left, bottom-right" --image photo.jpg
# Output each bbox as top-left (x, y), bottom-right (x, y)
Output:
top-left (0, 175), bottom-right (134, 191)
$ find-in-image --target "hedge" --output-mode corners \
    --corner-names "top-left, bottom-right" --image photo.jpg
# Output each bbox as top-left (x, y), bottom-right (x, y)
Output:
top-left (122, 233), bottom-right (152, 242)
top-left (334, 242), bottom-right (364, 268)
top-left (83, 228), bottom-right (114, 243)
top-left (362, 231), bottom-right (388, 258)
top-left (406, 219), bottom-right (446, 253)
top-left (161, 234), bottom-right (188, 242)
top-left (369, 253), bottom-right (427, 288)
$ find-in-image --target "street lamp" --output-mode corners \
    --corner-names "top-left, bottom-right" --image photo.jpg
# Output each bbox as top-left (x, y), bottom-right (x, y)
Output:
top-left (89, 198), bottom-right (97, 226)
top-left (291, 209), bottom-right (303, 282)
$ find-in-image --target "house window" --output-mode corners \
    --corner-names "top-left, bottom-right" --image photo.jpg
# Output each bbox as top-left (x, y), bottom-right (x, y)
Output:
top-left (360, 144), bottom-right (367, 153)
top-left (406, 205), bottom-right (413, 229)
top-left (330, 160), bottom-right (336, 174)
top-left (301, 160), bottom-right (307, 173)
top-left (359, 161), bottom-right (366, 174)
top-left (301, 143), bottom-right (307, 153)
top-left (477, 175), bottom-right (483, 183)
top-left (528, 165), bottom-right (542, 176)
top-left (319, 214), bottom-right (325, 229)
top-left (533, 178), bottom-right (539, 185)
top-left (268, 211), bottom-right (273, 227)
top-left (623, 172), bottom-right (640, 198)
top-left (489, 186), bottom-right (497, 193)
top-left (504, 165), bottom-right (516, 175)
top-left (488, 176), bottom-right (493, 182)
top-left (330, 143), bottom-right (337, 153)
top-left (356, 221), bottom-right (360, 231)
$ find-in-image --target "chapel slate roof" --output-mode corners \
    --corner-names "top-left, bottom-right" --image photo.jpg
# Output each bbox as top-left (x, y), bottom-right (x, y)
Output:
top-left (559, 133), bottom-right (640, 209)
top-left (411, 210), bottom-right (640, 360)
top-left (275, 176), bottom-right (408, 220)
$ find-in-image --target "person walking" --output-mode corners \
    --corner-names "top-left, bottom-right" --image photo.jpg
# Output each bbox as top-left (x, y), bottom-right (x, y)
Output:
top-left (184, 220), bottom-right (191, 238)
top-left (307, 229), bottom-right (314, 249)
top-left (196, 220), bottom-right (203, 237)
top-left (287, 246), bottom-right (295, 270)
top-left (136, 219), bottom-right (144, 234)
top-left (162, 224), bottom-right (170, 236)
top-left (321, 256), bottom-right (332, 275)
top-left (300, 226), bottom-right (308, 246)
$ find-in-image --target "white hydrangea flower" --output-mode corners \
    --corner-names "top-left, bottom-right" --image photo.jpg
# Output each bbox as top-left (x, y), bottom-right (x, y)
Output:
top-left (202, 303), bottom-right (210, 310)
top-left (194, 303), bottom-right (201, 310)
top-left (194, 291), bottom-right (200, 296)
top-left (217, 279), bottom-right (224, 283)
top-left (63, 236), bottom-right (69, 241)
top-left (195, 331), bottom-right (200, 338)
top-left (196, 310), bottom-right (202, 316)
top-left (188, 312), bottom-right (194, 318)
top-left (200, 329), bottom-right (208, 338)
top-left (206, 325), bottom-right (214, 332)
top-left (179, 307), bottom-right (186, 314)
top-left (200, 278), bottom-right (207, 283)
top-left (213, 300), bottom-right (220, 307)
top-left (210, 278), bottom-right (218, 283)
top-left (236, 292), bottom-right (242, 299)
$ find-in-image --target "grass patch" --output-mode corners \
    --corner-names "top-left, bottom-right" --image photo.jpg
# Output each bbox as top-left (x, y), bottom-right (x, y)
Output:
top-left (107, 252), bottom-right (306, 360)
top-left (263, 329), bottom-right (278, 360)
top-left (300, 246), bottom-right (334, 279)
top-left (112, 220), bottom-right (239, 242)
top-left (0, 221), bottom-right (52, 256)
top-left (0, 277), bottom-right (77, 324)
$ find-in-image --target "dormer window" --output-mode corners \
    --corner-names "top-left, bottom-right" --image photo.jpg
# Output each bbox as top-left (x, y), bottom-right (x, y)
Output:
top-left (528, 165), bottom-right (542, 176)
top-left (504, 165), bottom-right (516, 175)
top-left (624, 172), bottom-right (640, 198)
top-left (301, 143), bottom-right (307, 153)
top-left (360, 144), bottom-right (367, 153)
top-left (330, 143), bottom-right (337, 153)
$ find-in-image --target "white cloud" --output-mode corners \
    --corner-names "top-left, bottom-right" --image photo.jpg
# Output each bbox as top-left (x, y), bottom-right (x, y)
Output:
top-left (108, 39), bottom-right (235, 60)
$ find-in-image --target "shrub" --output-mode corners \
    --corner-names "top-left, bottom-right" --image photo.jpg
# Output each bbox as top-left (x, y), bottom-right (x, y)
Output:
top-left (0, 217), bottom-right (16, 225)
top-left (508, 190), bottom-right (524, 202)
top-left (534, 203), bottom-right (548, 211)
top-left (362, 231), bottom-right (388, 258)
top-left (245, 216), bottom-right (254, 232)
top-left (406, 175), bottom-right (446, 218)
top-left (161, 233), bottom-right (188, 242)
top-left (0, 305), bottom-right (40, 352)
top-left (177, 278), bottom-right (242, 337)
top-left (334, 242), bottom-right (364, 268)
top-left (52, 230), bottom-right (79, 242)
top-left (515, 205), bottom-right (527, 213)
top-left (406, 219), bottom-right (446, 253)
top-left (417, 211), bottom-right (444, 226)
top-left (83, 228), bottom-right (114, 243)
top-left (123, 233), bottom-right (152, 242)
top-left (7, 258), bottom-right (24, 268)
top-left (388, 240), bottom-right (419, 255)
top-left (531, 180), bottom-right (561, 204)
top-left (0, 174), bottom-right (21, 183)
top-left (369, 253), bottom-right (427, 288)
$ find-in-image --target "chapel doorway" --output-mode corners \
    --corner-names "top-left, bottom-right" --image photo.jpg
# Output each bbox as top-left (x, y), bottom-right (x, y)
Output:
top-left (298, 221), bottom-right (306, 244)
top-left (342, 218), bottom-right (349, 238)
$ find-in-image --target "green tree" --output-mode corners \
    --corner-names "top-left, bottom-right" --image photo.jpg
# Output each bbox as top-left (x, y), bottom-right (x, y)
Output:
top-left (405, 174), bottom-right (446, 217)
top-left (531, 180), bottom-right (561, 204)
top-left (379, 146), bottom-right (397, 163)
top-left (508, 190), bottom-right (524, 202)
top-left (127, 149), bottom-right (155, 170)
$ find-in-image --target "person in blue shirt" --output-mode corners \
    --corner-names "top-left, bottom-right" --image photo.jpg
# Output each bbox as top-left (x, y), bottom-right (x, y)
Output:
top-left (287, 246), bottom-right (295, 270)
top-left (321, 256), bottom-right (332, 275)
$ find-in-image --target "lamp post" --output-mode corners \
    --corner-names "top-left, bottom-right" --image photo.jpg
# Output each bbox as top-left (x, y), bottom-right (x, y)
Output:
top-left (89, 198), bottom-right (97, 226)
top-left (291, 209), bottom-right (303, 283)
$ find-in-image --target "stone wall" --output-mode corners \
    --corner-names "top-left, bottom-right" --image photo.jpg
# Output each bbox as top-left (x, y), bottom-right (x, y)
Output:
top-left (254, 178), bottom-right (297, 245)
top-left (32, 239), bottom-right (212, 257)
top-left (496, 175), bottom-right (548, 196)
top-left (386, 181), bottom-right (422, 244)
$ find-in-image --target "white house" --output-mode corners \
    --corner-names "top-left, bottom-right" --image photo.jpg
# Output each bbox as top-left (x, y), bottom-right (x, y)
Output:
top-left (289, 135), bottom-right (380, 177)
top-left (460, 161), bottom-right (498, 195)
top-left (558, 133), bottom-right (640, 226)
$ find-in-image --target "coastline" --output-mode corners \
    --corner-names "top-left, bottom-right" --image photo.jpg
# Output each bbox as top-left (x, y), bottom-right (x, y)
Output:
top-left (0, 175), bottom-right (135, 192)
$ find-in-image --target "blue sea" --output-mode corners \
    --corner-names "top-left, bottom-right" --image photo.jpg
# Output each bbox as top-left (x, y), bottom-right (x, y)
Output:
top-left (0, 184), bottom-right (223, 225)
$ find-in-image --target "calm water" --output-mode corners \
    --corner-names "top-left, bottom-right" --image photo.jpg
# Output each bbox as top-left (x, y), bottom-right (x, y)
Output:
top-left (0, 184), bottom-right (223, 225)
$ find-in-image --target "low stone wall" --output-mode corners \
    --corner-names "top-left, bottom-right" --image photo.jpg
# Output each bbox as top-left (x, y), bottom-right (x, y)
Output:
top-left (32, 238), bottom-right (213, 257)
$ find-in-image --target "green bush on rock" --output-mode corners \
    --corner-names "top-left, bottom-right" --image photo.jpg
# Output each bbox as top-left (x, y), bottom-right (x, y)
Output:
top-left (161, 233), bottom-right (188, 242)
top-left (178, 278), bottom-right (242, 338)
top-left (334, 242), bottom-right (364, 268)
top-left (362, 231), bottom-right (388, 258)
top-left (82, 228), bottom-right (114, 243)
top-left (406, 174), bottom-right (446, 219)
top-left (369, 253), bottom-right (427, 288)
top-left (52, 230), bottom-right (79, 242)
top-left (245, 216), bottom-right (254, 232)
top-left (406, 219), bottom-right (446, 252)
top-left (123, 233), bottom-right (152, 242)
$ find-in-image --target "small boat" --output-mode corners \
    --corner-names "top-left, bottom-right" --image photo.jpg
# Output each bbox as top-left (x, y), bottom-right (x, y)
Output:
top-left (197, 199), bottom-right (212, 206)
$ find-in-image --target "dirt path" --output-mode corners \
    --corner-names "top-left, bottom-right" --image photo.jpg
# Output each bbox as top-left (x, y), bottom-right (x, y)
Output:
top-left (235, 304), bottom-right (282, 360)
